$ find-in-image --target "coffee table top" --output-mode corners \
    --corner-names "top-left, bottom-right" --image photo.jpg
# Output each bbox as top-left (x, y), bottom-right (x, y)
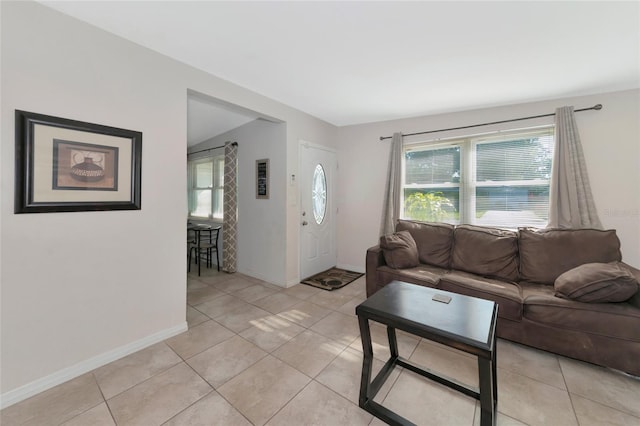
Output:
top-left (356, 281), bottom-right (497, 352)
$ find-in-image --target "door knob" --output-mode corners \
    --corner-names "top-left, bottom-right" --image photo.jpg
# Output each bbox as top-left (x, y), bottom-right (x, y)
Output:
top-left (302, 221), bottom-right (308, 226)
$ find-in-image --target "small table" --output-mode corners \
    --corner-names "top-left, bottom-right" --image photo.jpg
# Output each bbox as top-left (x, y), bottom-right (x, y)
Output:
top-left (355, 281), bottom-right (498, 426)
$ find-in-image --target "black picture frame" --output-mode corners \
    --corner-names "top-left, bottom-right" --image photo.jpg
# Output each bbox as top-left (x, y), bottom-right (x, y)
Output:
top-left (15, 110), bottom-right (142, 213)
top-left (256, 158), bottom-right (269, 199)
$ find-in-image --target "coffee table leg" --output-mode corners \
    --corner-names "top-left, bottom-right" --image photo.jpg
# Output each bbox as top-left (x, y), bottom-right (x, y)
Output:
top-left (478, 357), bottom-right (495, 426)
top-left (358, 315), bottom-right (374, 408)
top-left (492, 342), bottom-right (497, 406)
top-left (387, 326), bottom-right (398, 358)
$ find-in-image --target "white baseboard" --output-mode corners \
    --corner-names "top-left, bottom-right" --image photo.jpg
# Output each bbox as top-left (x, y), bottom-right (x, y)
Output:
top-left (236, 268), bottom-right (285, 288)
top-left (337, 263), bottom-right (365, 274)
top-left (0, 322), bottom-right (188, 410)
top-left (286, 278), bottom-right (301, 288)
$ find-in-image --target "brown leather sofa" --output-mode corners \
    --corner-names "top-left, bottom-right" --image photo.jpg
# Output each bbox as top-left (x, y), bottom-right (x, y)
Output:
top-left (366, 220), bottom-right (640, 376)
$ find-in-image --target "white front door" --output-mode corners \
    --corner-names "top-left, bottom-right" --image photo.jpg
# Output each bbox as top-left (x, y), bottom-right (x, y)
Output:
top-left (300, 142), bottom-right (337, 280)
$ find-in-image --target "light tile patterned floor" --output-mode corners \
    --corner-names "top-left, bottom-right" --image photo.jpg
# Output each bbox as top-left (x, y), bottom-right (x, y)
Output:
top-left (2, 270), bottom-right (640, 425)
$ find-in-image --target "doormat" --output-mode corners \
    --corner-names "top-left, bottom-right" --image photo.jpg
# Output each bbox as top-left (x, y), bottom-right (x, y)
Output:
top-left (301, 267), bottom-right (364, 291)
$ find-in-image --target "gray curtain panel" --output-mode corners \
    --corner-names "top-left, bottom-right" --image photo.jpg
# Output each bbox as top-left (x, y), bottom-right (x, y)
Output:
top-left (380, 132), bottom-right (403, 236)
top-left (223, 142), bottom-right (238, 273)
top-left (548, 106), bottom-right (602, 229)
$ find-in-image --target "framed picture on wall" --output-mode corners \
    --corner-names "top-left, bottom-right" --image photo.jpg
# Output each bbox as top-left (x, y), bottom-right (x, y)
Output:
top-left (256, 158), bottom-right (269, 199)
top-left (14, 110), bottom-right (142, 213)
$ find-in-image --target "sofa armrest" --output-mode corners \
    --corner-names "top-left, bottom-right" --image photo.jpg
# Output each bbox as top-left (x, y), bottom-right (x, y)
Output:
top-left (621, 262), bottom-right (640, 279)
top-left (366, 245), bottom-right (385, 266)
top-left (366, 245), bottom-right (385, 297)
top-left (621, 262), bottom-right (640, 309)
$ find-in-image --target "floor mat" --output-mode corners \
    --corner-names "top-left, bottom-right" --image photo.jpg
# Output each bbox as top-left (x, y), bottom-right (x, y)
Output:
top-left (301, 267), bottom-right (364, 291)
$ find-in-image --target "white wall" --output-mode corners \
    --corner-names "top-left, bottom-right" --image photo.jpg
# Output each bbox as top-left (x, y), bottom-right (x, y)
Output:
top-left (337, 89), bottom-right (640, 270)
top-left (0, 1), bottom-right (336, 405)
top-left (1, 1), bottom-right (187, 403)
top-left (189, 119), bottom-right (287, 285)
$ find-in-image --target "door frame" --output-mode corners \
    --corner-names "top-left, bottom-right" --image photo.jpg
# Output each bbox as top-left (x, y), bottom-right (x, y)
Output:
top-left (298, 139), bottom-right (337, 282)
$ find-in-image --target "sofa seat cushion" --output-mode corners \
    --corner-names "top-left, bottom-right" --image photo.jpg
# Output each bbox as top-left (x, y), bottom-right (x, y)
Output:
top-left (438, 271), bottom-right (522, 321)
top-left (521, 282), bottom-right (640, 342)
top-left (380, 231), bottom-right (419, 269)
top-left (396, 220), bottom-right (454, 268)
top-left (451, 225), bottom-right (519, 282)
top-left (555, 262), bottom-right (639, 303)
top-left (377, 264), bottom-right (447, 289)
top-left (519, 228), bottom-right (622, 285)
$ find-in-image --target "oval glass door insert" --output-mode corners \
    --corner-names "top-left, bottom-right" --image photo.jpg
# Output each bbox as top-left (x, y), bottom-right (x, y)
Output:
top-left (312, 164), bottom-right (327, 224)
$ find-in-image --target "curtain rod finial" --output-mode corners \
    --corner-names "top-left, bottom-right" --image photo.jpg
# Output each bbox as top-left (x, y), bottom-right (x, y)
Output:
top-left (594, 104), bottom-right (603, 110)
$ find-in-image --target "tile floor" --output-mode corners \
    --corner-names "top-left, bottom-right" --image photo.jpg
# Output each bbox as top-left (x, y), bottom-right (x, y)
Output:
top-left (3, 269), bottom-right (640, 426)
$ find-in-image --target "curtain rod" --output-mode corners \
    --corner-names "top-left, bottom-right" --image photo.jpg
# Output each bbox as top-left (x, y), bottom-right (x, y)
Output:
top-left (379, 104), bottom-right (603, 141)
top-left (187, 141), bottom-right (237, 156)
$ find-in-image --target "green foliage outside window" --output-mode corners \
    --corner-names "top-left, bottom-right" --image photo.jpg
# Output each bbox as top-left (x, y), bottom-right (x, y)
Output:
top-left (404, 192), bottom-right (455, 222)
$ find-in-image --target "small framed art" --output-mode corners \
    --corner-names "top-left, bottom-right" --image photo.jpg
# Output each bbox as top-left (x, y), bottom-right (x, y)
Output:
top-left (256, 158), bottom-right (269, 199)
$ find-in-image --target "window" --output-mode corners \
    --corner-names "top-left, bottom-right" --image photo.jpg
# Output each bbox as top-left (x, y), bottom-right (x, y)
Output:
top-left (312, 164), bottom-right (327, 224)
top-left (188, 155), bottom-right (224, 219)
top-left (402, 127), bottom-right (554, 228)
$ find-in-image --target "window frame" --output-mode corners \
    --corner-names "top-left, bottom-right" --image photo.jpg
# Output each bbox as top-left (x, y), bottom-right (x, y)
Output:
top-left (401, 126), bottom-right (555, 228)
top-left (188, 154), bottom-right (224, 220)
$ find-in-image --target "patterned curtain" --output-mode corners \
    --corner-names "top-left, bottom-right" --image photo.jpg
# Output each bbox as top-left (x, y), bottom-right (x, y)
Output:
top-left (380, 132), bottom-right (403, 236)
top-left (548, 106), bottom-right (602, 229)
top-left (223, 142), bottom-right (238, 272)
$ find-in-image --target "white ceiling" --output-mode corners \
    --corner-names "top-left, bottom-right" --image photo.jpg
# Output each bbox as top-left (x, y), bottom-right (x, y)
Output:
top-left (187, 96), bottom-right (258, 146)
top-left (41, 1), bottom-right (639, 129)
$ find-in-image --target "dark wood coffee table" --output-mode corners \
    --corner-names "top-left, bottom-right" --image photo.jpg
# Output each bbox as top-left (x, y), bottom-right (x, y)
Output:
top-left (355, 280), bottom-right (498, 426)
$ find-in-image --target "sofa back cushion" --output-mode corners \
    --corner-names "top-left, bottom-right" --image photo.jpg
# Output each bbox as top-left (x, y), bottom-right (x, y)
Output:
top-left (519, 228), bottom-right (622, 285)
top-left (380, 231), bottom-right (420, 269)
top-left (451, 225), bottom-right (519, 282)
top-left (395, 220), bottom-right (454, 268)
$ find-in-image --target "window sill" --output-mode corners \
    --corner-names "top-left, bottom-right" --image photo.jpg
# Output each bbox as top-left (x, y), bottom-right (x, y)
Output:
top-left (188, 217), bottom-right (223, 226)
